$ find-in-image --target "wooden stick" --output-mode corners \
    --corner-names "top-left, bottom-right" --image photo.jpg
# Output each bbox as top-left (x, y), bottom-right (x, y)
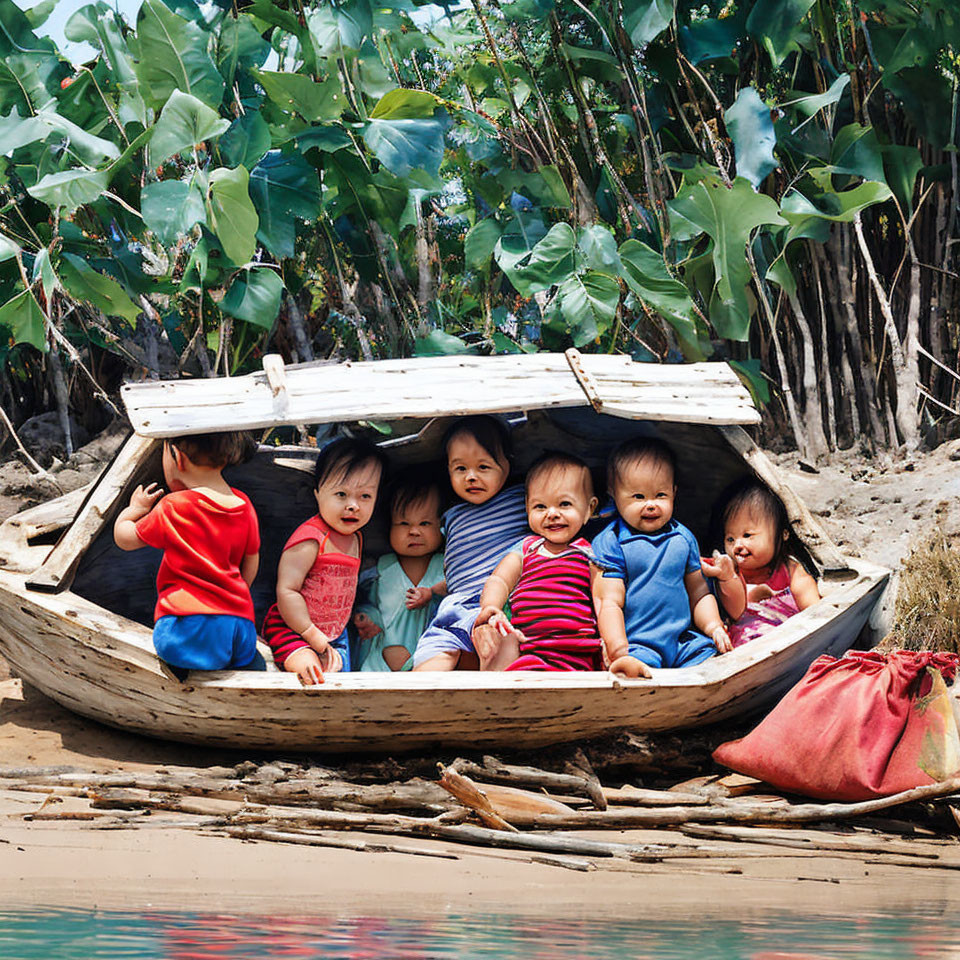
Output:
top-left (436, 765), bottom-right (518, 831)
top-left (221, 826), bottom-right (460, 860)
top-left (450, 756), bottom-right (610, 805)
top-left (565, 748), bottom-right (607, 811)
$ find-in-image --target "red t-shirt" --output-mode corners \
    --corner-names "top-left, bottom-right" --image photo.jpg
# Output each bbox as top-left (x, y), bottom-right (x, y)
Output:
top-left (135, 488), bottom-right (260, 622)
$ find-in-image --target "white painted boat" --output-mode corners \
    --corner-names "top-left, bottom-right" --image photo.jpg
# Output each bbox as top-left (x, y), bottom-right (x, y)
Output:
top-left (0, 351), bottom-right (888, 751)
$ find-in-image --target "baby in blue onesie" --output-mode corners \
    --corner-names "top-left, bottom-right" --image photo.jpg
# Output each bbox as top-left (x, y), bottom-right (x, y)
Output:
top-left (591, 437), bottom-right (732, 678)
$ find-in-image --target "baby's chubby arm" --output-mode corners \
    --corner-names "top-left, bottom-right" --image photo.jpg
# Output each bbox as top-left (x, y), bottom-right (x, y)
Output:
top-left (406, 578), bottom-right (447, 610)
top-left (275, 539), bottom-right (332, 654)
top-left (591, 568), bottom-right (652, 679)
top-left (685, 569), bottom-right (732, 653)
top-left (475, 552), bottom-right (525, 649)
top-left (788, 559), bottom-right (821, 610)
top-left (700, 551), bottom-right (746, 620)
top-left (240, 553), bottom-right (259, 587)
top-left (113, 483), bottom-right (164, 551)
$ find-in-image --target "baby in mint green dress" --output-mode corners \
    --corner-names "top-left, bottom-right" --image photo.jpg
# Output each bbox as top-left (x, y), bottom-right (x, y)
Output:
top-left (354, 477), bottom-right (446, 671)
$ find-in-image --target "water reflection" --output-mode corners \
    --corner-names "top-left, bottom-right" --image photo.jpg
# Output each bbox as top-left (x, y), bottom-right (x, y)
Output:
top-left (0, 908), bottom-right (957, 959)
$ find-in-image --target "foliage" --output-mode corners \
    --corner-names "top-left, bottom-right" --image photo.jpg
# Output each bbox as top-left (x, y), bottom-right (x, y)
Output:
top-left (0, 0), bottom-right (956, 457)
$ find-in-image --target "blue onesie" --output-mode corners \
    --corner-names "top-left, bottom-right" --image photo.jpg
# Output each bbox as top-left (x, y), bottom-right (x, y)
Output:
top-left (591, 516), bottom-right (716, 669)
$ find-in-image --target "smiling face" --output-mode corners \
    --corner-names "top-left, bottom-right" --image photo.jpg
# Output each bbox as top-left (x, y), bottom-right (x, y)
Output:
top-left (612, 456), bottom-right (676, 534)
top-left (389, 488), bottom-right (443, 557)
top-left (723, 504), bottom-right (785, 576)
top-left (314, 459), bottom-right (382, 536)
top-left (446, 432), bottom-right (508, 505)
top-left (526, 465), bottom-right (598, 548)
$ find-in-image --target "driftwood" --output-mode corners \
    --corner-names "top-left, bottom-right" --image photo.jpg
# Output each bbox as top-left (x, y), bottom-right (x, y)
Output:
top-left (436, 766), bottom-right (518, 831)
top-left (222, 826), bottom-right (460, 860)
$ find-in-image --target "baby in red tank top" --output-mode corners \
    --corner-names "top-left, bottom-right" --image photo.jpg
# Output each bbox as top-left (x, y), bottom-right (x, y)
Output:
top-left (262, 438), bottom-right (387, 685)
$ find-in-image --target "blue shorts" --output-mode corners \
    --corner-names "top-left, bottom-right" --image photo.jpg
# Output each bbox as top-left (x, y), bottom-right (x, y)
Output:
top-left (628, 629), bottom-right (716, 669)
top-left (154, 614), bottom-right (262, 671)
top-left (330, 627), bottom-right (352, 672)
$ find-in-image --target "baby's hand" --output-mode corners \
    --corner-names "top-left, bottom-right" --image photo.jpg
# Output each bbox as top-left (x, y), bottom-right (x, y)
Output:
top-left (747, 583), bottom-right (775, 603)
top-left (476, 606), bottom-right (525, 642)
top-left (701, 551), bottom-right (736, 582)
top-left (352, 611), bottom-right (382, 641)
top-left (608, 654), bottom-right (652, 679)
top-left (405, 586), bottom-right (433, 610)
top-left (285, 647), bottom-right (325, 686)
top-left (711, 624), bottom-right (733, 654)
top-left (128, 482), bottom-right (164, 518)
top-left (318, 645), bottom-right (343, 674)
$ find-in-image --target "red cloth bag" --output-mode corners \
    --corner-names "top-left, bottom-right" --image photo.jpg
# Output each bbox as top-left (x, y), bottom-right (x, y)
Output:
top-left (713, 650), bottom-right (960, 801)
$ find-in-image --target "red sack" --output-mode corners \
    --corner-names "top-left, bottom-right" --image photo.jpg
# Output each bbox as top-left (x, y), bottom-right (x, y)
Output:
top-left (713, 650), bottom-right (960, 801)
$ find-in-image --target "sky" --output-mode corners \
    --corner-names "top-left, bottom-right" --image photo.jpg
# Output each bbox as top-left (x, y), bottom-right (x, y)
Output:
top-left (20, 0), bottom-right (143, 62)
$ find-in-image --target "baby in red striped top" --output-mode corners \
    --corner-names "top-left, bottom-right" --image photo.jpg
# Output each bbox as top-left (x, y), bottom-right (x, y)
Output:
top-left (472, 452), bottom-right (603, 671)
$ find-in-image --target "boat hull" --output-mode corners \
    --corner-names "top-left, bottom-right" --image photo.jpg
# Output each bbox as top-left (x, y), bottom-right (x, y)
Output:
top-left (0, 562), bottom-right (887, 752)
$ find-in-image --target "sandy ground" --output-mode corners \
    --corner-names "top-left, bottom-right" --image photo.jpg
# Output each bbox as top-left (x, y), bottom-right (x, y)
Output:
top-left (2, 431), bottom-right (960, 915)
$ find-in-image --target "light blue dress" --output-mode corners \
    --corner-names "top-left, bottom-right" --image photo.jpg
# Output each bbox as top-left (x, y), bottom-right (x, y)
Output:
top-left (355, 552), bottom-right (445, 671)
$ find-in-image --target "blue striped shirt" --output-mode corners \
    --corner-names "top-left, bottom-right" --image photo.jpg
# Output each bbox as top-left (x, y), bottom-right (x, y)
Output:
top-left (442, 484), bottom-right (529, 596)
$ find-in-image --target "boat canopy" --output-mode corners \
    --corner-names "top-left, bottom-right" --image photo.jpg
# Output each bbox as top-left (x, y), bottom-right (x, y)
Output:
top-left (120, 350), bottom-right (759, 438)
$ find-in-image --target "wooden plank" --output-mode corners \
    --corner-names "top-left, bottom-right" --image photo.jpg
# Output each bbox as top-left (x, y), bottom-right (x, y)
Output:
top-left (120, 355), bottom-right (760, 437)
top-left (25, 433), bottom-right (160, 593)
top-left (718, 425), bottom-right (848, 573)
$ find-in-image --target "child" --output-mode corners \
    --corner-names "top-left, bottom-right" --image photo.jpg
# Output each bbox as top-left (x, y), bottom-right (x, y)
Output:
top-left (412, 415), bottom-right (529, 670)
top-left (353, 473), bottom-right (446, 671)
top-left (473, 452), bottom-right (603, 671)
top-left (262, 437), bottom-right (387, 685)
top-left (592, 437), bottom-right (732, 678)
top-left (113, 431), bottom-right (261, 674)
top-left (704, 478), bottom-right (820, 646)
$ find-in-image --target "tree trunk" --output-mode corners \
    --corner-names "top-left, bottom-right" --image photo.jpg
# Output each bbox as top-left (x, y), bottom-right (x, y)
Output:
top-left (786, 289), bottom-right (829, 459)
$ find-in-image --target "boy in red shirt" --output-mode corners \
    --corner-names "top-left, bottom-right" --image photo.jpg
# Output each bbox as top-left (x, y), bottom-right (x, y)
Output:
top-left (113, 431), bottom-right (262, 674)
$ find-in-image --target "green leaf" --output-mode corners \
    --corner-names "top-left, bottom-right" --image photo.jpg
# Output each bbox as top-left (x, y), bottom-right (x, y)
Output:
top-left (780, 178), bottom-right (893, 246)
top-left (307, 0), bottom-right (372, 57)
top-left (0, 106), bottom-right (46, 153)
top-left (220, 266), bottom-right (284, 329)
top-left (370, 88), bottom-right (442, 120)
top-left (219, 110), bottom-right (272, 168)
top-left (207, 166), bottom-right (259, 265)
top-left (0, 289), bottom-right (46, 351)
top-left (882, 144), bottom-right (923, 218)
top-left (149, 90), bottom-right (230, 167)
top-left (679, 14), bottom-right (744, 64)
top-left (58, 252), bottom-right (141, 326)
top-left (249, 151), bottom-right (321, 258)
top-left (27, 169), bottom-right (110, 213)
top-left (729, 358), bottom-right (770, 406)
top-left (560, 45), bottom-right (623, 84)
top-left (746, 0), bottom-right (816, 65)
top-left (578, 224), bottom-right (621, 273)
top-left (618, 239), bottom-right (703, 359)
top-left (500, 222), bottom-right (577, 296)
top-left (781, 74), bottom-right (849, 124)
top-left (556, 271), bottom-right (620, 347)
top-left (464, 219), bottom-right (501, 270)
top-left (254, 70), bottom-right (345, 122)
top-left (724, 87), bottom-right (777, 189)
top-left (135, 0), bottom-right (225, 109)
top-left (668, 175), bottom-right (786, 341)
top-left (413, 329), bottom-right (471, 356)
top-left (623, 0), bottom-right (674, 48)
top-left (32, 247), bottom-right (57, 301)
top-left (830, 123), bottom-right (885, 183)
top-left (142, 179), bottom-right (207, 245)
top-left (362, 117), bottom-right (446, 178)
top-left (295, 123), bottom-right (352, 155)
top-left (28, 108), bottom-right (121, 166)
top-left (24, 0), bottom-right (58, 29)
top-left (0, 231), bottom-right (19, 262)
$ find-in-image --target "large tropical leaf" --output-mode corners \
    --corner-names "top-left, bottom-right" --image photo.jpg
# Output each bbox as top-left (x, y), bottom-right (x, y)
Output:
top-left (220, 267), bottom-right (284, 329)
top-left (500, 222), bottom-right (577, 296)
top-left (135, 0), bottom-right (225, 109)
top-left (577, 224), bottom-right (621, 272)
top-left (254, 70), bottom-right (345, 122)
top-left (307, 0), bottom-right (372, 56)
top-left (206, 166), bottom-right (259, 265)
top-left (219, 111), bottom-right (272, 168)
top-left (27, 169), bottom-right (110, 213)
top-left (0, 288), bottom-right (46, 351)
top-left (58, 253), bottom-right (141, 326)
top-left (141, 179), bottom-right (207, 245)
top-left (669, 175), bottom-right (786, 340)
top-left (746, 0), bottom-right (816, 66)
top-left (780, 178), bottom-right (893, 246)
top-left (724, 87), bottom-right (777, 188)
top-left (370, 88), bottom-right (443, 120)
top-left (622, 0), bottom-right (674, 48)
top-left (618, 240), bottom-right (704, 359)
top-left (464, 219), bottom-right (501, 270)
top-left (249, 151), bottom-right (321, 258)
top-left (362, 117), bottom-right (446, 178)
top-left (149, 90), bottom-right (231, 167)
top-left (556, 271), bottom-right (620, 347)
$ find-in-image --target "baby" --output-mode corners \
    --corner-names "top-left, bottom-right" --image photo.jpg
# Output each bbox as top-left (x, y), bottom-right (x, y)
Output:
top-left (704, 478), bottom-right (820, 646)
top-left (261, 437), bottom-right (386, 684)
top-left (412, 415), bottom-right (529, 670)
top-left (473, 452), bottom-right (603, 671)
top-left (113, 431), bottom-right (261, 675)
top-left (353, 473), bottom-right (446, 671)
top-left (592, 437), bottom-right (731, 678)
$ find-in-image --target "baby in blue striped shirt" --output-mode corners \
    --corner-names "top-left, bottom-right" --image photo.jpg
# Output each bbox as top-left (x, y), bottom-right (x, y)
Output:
top-left (412, 416), bottom-right (529, 670)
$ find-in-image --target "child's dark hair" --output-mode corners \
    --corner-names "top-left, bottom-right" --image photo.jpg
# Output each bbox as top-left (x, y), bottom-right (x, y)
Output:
top-left (718, 477), bottom-right (790, 567)
top-left (387, 466), bottom-right (444, 519)
top-left (168, 431), bottom-right (254, 468)
top-left (525, 451), bottom-right (594, 498)
top-left (607, 437), bottom-right (677, 492)
top-left (314, 436), bottom-right (388, 490)
top-left (442, 415), bottom-right (511, 468)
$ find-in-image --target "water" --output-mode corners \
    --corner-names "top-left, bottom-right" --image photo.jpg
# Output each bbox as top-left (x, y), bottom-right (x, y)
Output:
top-left (1, 908), bottom-right (959, 960)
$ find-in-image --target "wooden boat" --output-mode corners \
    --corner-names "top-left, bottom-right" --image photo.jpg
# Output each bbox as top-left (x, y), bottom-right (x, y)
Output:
top-left (0, 351), bottom-right (888, 752)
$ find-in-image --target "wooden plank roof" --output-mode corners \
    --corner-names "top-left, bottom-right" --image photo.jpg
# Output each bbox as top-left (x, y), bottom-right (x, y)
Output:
top-left (120, 351), bottom-right (760, 437)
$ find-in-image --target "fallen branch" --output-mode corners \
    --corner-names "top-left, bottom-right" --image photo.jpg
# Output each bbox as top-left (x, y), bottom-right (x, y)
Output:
top-left (222, 826), bottom-right (459, 860)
